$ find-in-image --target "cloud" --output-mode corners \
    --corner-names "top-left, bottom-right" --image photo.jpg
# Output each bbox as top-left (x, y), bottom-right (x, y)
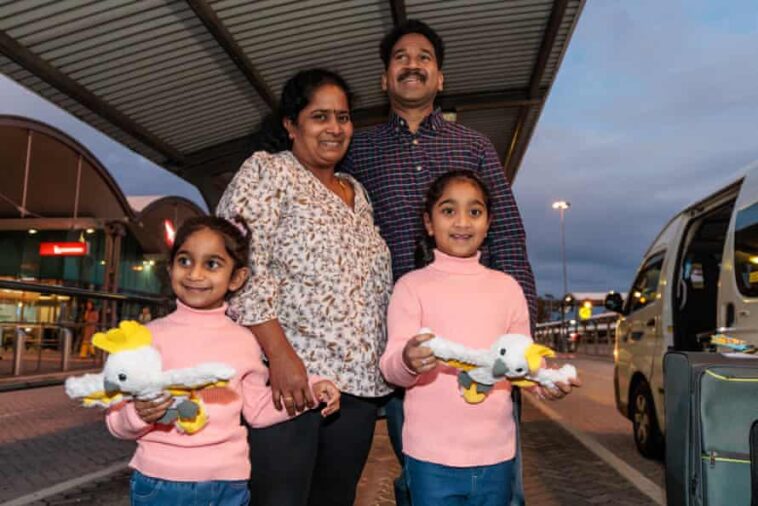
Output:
top-left (516, 0), bottom-right (758, 296)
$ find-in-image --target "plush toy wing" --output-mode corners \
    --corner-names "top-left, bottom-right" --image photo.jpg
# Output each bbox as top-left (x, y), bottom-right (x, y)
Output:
top-left (161, 362), bottom-right (236, 391)
top-left (65, 372), bottom-right (127, 408)
top-left (423, 335), bottom-right (492, 370)
top-left (422, 331), bottom-right (497, 405)
top-left (529, 364), bottom-right (578, 389)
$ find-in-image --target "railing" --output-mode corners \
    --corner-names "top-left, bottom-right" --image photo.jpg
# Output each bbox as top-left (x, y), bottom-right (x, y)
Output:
top-left (1, 321), bottom-right (112, 376)
top-left (534, 312), bottom-right (619, 357)
top-left (0, 280), bottom-right (169, 378)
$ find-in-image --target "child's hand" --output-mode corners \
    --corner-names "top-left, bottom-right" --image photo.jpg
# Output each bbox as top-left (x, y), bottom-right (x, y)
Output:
top-left (313, 381), bottom-right (340, 417)
top-left (134, 393), bottom-right (172, 423)
top-left (531, 376), bottom-right (582, 401)
top-left (402, 331), bottom-right (437, 374)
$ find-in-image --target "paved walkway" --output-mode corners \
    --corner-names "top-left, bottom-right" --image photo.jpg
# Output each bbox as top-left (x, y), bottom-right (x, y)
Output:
top-left (0, 355), bottom-right (661, 505)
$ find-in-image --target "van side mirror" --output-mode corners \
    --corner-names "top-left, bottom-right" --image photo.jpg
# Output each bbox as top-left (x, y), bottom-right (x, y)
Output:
top-left (605, 292), bottom-right (624, 313)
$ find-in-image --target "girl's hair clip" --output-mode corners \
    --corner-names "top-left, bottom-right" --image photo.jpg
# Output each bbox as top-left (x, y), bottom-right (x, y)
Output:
top-left (230, 215), bottom-right (249, 238)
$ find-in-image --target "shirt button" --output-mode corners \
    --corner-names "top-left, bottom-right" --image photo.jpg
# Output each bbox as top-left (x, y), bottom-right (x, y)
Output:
top-left (412, 139), bottom-right (419, 145)
top-left (415, 165), bottom-right (423, 172)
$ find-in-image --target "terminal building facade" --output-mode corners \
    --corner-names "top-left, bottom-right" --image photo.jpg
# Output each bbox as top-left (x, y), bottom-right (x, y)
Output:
top-left (0, 116), bottom-right (204, 341)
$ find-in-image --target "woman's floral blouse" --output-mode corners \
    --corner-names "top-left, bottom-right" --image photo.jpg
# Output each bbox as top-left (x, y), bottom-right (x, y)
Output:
top-left (217, 150), bottom-right (393, 397)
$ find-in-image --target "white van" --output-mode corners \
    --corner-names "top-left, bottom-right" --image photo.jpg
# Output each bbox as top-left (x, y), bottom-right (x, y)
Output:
top-left (604, 163), bottom-right (758, 458)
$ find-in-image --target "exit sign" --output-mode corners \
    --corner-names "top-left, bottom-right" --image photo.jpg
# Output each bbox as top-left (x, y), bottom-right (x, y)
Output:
top-left (39, 242), bottom-right (89, 256)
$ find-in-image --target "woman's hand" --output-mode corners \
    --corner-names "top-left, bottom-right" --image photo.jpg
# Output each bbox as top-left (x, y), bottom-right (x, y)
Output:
top-left (250, 320), bottom-right (315, 416)
top-left (402, 331), bottom-right (438, 374)
top-left (312, 380), bottom-right (341, 417)
top-left (134, 394), bottom-right (173, 423)
top-left (268, 345), bottom-right (315, 416)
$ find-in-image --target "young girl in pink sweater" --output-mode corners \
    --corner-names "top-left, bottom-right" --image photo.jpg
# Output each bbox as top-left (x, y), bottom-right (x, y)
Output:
top-left (380, 171), bottom-right (534, 506)
top-left (106, 216), bottom-right (339, 505)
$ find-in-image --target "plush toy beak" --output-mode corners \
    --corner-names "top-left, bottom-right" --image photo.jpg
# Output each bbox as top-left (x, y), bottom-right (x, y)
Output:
top-left (492, 358), bottom-right (507, 377)
top-left (526, 344), bottom-right (556, 372)
top-left (104, 379), bottom-right (120, 395)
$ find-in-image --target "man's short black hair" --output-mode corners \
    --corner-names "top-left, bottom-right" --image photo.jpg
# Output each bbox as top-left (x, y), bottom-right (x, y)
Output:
top-left (379, 19), bottom-right (445, 69)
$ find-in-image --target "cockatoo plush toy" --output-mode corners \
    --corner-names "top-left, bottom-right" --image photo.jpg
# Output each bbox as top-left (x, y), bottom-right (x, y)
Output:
top-left (65, 321), bottom-right (236, 434)
top-left (421, 328), bottom-right (577, 404)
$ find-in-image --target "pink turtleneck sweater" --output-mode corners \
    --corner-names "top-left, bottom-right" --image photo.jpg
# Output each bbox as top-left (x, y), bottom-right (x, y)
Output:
top-left (380, 250), bottom-right (531, 467)
top-left (105, 301), bottom-right (317, 482)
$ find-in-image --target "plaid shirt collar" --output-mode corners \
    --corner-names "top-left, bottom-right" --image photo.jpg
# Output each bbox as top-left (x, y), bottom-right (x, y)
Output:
top-left (385, 108), bottom-right (445, 139)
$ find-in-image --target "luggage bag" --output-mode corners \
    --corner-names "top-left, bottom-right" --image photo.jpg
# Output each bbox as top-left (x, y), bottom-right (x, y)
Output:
top-left (664, 351), bottom-right (758, 505)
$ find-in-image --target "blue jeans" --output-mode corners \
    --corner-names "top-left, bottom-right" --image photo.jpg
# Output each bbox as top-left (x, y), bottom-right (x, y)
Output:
top-left (130, 470), bottom-right (249, 505)
top-left (383, 390), bottom-right (412, 506)
top-left (405, 456), bottom-right (514, 506)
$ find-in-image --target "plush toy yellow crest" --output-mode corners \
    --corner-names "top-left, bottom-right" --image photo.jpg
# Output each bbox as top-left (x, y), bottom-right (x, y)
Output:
top-left (65, 321), bottom-right (236, 434)
top-left (92, 320), bottom-right (152, 353)
top-left (421, 328), bottom-right (577, 404)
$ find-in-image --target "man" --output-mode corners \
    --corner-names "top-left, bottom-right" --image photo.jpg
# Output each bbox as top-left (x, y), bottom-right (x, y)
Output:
top-left (340, 19), bottom-right (567, 506)
top-left (342, 20), bottom-right (537, 316)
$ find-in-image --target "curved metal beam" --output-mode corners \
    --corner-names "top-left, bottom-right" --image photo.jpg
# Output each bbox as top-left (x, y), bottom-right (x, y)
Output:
top-left (185, 0), bottom-right (277, 110)
top-left (503, 0), bottom-right (569, 182)
top-left (0, 30), bottom-right (184, 165)
top-left (389, 0), bottom-right (407, 26)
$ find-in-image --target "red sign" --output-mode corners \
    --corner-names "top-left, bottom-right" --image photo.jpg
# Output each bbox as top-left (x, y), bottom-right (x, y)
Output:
top-left (39, 242), bottom-right (89, 256)
top-left (163, 219), bottom-right (176, 247)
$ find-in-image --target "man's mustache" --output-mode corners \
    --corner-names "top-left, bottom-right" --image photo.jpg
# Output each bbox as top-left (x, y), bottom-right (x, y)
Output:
top-left (398, 69), bottom-right (427, 82)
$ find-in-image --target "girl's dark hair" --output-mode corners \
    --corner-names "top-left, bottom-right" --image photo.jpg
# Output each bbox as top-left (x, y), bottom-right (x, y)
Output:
top-left (253, 69), bottom-right (353, 153)
top-left (169, 216), bottom-right (250, 271)
top-left (415, 170), bottom-right (492, 268)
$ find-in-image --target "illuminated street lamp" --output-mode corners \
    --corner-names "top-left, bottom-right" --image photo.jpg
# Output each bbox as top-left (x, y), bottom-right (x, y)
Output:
top-left (552, 201), bottom-right (571, 296)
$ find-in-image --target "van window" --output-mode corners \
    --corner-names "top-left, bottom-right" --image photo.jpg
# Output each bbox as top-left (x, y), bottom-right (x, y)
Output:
top-left (626, 252), bottom-right (665, 313)
top-left (734, 202), bottom-right (758, 297)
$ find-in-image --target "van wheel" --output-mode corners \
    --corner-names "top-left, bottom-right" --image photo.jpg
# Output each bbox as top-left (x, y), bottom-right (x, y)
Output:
top-left (631, 381), bottom-right (664, 459)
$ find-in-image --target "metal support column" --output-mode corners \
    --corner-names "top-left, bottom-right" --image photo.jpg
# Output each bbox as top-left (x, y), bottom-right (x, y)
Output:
top-left (103, 222), bottom-right (126, 327)
top-left (12, 328), bottom-right (25, 376)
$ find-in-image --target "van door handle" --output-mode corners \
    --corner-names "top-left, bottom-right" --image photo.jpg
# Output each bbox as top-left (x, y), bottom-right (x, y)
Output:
top-left (726, 303), bottom-right (735, 327)
top-left (646, 318), bottom-right (656, 328)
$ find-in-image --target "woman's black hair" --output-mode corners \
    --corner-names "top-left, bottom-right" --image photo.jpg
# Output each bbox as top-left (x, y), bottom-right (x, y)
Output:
top-left (169, 216), bottom-right (250, 272)
top-left (253, 68), bottom-right (353, 153)
top-left (414, 170), bottom-right (492, 268)
top-left (379, 19), bottom-right (445, 69)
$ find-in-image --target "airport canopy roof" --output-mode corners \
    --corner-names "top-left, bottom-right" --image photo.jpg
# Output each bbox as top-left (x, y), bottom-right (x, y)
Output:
top-left (0, 0), bottom-right (584, 205)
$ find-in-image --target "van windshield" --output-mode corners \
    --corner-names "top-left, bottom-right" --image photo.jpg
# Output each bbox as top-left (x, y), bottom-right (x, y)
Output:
top-left (734, 202), bottom-right (758, 297)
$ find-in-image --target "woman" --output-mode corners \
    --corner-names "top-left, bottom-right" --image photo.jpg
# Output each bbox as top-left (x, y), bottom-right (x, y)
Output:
top-left (216, 69), bottom-right (393, 506)
top-left (78, 300), bottom-right (99, 358)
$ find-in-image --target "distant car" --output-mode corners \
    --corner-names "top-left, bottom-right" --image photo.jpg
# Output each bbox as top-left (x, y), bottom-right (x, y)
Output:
top-left (567, 331), bottom-right (581, 352)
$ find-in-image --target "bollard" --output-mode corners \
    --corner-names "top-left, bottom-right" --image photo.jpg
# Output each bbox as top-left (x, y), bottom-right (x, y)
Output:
top-left (594, 320), bottom-right (600, 356)
top-left (12, 328), bottom-right (25, 376)
top-left (61, 327), bottom-right (72, 371)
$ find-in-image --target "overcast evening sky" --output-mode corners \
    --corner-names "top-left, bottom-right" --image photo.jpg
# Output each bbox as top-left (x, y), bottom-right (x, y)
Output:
top-left (2, 1), bottom-right (758, 298)
top-left (516, 0), bottom-right (758, 296)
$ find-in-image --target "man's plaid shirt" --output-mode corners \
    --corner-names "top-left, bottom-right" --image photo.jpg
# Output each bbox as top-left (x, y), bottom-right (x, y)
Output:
top-left (341, 110), bottom-right (537, 327)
